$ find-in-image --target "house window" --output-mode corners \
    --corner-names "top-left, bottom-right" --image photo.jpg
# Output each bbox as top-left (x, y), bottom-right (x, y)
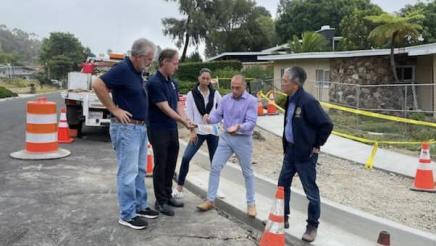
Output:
top-left (316, 69), bottom-right (330, 88)
top-left (396, 66), bottom-right (415, 82)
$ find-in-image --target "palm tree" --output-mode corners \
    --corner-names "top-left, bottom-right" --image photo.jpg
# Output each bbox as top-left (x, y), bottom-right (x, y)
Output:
top-left (366, 11), bottom-right (424, 83)
top-left (162, 0), bottom-right (213, 62)
top-left (289, 32), bottom-right (329, 53)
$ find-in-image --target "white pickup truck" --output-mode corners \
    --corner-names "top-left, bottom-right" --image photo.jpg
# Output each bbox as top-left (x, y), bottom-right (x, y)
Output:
top-left (61, 72), bottom-right (111, 136)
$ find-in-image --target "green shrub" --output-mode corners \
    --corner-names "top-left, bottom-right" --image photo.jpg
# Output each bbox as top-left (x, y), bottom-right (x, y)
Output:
top-left (275, 94), bottom-right (287, 109)
top-left (175, 60), bottom-right (242, 82)
top-left (177, 80), bottom-right (196, 95)
top-left (0, 86), bottom-right (18, 98)
top-left (241, 65), bottom-right (273, 80)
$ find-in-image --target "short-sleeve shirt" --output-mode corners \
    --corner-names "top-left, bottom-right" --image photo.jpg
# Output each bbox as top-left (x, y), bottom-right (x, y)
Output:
top-left (100, 57), bottom-right (148, 121)
top-left (147, 70), bottom-right (179, 129)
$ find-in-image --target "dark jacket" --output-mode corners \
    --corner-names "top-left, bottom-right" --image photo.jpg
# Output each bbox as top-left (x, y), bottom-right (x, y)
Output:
top-left (282, 88), bottom-right (333, 160)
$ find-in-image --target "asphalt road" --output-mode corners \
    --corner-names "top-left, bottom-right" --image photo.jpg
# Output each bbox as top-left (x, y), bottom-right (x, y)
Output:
top-left (0, 93), bottom-right (258, 246)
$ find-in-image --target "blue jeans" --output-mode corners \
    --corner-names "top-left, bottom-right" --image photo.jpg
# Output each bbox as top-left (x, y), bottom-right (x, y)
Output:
top-left (110, 123), bottom-right (148, 221)
top-left (278, 143), bottom-right (320, 227)
top-left (207, 133), bottom-right (255, 206)
top-left (177, 134), bottom-right (219, 186)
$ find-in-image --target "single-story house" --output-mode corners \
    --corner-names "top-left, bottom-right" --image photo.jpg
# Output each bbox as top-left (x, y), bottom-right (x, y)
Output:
top-left (258, 43), bottom-right (436, 115)
top-left (0, 65), bottom-right (38, 79)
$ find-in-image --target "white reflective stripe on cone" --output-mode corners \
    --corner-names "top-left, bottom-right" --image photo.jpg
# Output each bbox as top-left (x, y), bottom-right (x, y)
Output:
top-left (265, 221), bottom-right (285, 234)
top-left (417, 163), bottom-right (434, 170)
top-left (60, 113), bottom-right (67, 121)
top-left (27, 114), bottom-right (57, 124)
top-left (26, 132), bottom-right (58, 143)
top-left (58, 122), bottom-right (68, 128)
top-left (272, 200), bottom-right (284, 216)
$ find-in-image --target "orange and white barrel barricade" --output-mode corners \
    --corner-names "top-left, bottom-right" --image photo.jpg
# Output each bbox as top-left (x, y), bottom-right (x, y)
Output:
top-left (259, 186), bottom-right (285, 246)
top-left (146, 144), bottom-right (154, 177)
top-left (10, 97), bottom-right (70, 160)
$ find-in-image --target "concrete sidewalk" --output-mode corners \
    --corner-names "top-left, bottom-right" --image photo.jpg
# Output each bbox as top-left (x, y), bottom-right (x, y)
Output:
top-left (256, 114), bottom-right (436, 182)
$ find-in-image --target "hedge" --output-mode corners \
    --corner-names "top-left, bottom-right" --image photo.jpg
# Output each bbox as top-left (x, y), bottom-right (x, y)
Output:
top-left (175, 60), bottom-right (243, 82)
top-left (0, 86), bottom-right (18, 98)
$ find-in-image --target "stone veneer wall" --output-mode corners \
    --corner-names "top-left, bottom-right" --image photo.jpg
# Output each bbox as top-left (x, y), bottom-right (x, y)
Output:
top-left (329, 56), bottom-right (415, 113)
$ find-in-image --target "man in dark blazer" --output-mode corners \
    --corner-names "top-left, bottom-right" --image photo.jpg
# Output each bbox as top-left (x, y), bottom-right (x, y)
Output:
top-left (278, 66), bottom-right (333, 242)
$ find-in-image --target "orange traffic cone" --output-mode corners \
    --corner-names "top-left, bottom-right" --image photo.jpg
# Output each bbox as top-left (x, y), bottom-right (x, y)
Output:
top-left (257, 101), bottom-right (265, 116)
top-left (58, 108), bottom-right (74, 144)
top-left (410, 142), bottom-right (436, 192)
top-left (259, 186), bottom-right (285, 246)
top-left (377, 231), bottom-right (390, 245)
top-left (267, 101), bottom-right (278, 115)
top-left (146, 144), bottom-right (153, 177)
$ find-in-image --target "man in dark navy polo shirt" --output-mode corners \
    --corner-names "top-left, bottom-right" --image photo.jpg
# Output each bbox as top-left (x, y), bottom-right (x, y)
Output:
top-left (147, 49), bottom-right (195, 216)
top-left (92, 38), bottom-right (159, 230)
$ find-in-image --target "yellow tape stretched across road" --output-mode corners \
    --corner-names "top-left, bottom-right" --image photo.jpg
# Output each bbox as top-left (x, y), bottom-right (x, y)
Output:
top-left (259, 90), bottom-right (436, 169)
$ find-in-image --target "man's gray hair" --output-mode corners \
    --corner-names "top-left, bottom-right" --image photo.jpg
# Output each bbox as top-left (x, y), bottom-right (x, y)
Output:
top-left (285, 66), bottom-right (307, 87)
top-left (131, 38), bottom-right (156, 57)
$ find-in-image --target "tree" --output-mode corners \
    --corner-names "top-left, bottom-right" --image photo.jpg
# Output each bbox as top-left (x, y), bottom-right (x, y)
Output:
top-left (40, 32), bottom-right (88, 80)
top-left (401, 0), bottom-right (436, 43)
top-left (276, 0), bottom-right (381, 43)
top-left (205, 0), bottom-right (276, 57)
top-left (162, 0), bottom-right (214, 62)
top-left (366, 12), bottom-right (424, 83)
top-left (185, 51), bottom-right (203, 62)
top-left (0, 25), bottom-right (41, 65)
top-left (339, 7), bottom-right (384, 50)
top-left (289, 32), bottom-right (329, 53)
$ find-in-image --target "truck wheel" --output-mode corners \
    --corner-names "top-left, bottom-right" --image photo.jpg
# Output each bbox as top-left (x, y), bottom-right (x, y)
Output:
top-left (66, 105), bottom-right (84, 137)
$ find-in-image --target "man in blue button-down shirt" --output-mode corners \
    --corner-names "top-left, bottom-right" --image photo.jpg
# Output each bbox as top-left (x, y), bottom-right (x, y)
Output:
top-left (278, 67), bottom-right (333, 242)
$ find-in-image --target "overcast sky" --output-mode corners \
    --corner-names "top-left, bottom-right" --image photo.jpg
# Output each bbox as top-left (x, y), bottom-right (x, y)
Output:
top-left (0, 0), bottom-right (420, 57)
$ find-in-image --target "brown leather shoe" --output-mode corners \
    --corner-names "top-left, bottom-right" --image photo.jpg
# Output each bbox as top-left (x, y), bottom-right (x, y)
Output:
top-left (196, 200), bottom-right (214, 211)
top-left (247, 205), bottom-right (257, 218)
top-left (302, 225), bottom-right (317, 242)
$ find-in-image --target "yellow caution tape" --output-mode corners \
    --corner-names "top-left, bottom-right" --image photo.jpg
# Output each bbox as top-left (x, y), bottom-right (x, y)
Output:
top-left (259, 90), bottom-right (436, 169)
top-left (320, 102), bottom-right (436, 128)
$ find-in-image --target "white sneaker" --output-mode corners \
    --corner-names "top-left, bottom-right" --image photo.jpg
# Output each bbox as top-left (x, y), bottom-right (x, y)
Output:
top-left (217, 189), bottom-right (225, 199)
top-left (172, 188), bottom-right (184, 200)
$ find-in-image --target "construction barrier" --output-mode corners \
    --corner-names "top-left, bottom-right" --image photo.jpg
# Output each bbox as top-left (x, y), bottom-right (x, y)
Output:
top-left (10, 97), bottom-right (71, 160)
top-left (410, 142), bottom-right (436, 192)
top-left (146, 144), bottom-right (153, 177)
top-left (259, 186), bottom-right (285, 246)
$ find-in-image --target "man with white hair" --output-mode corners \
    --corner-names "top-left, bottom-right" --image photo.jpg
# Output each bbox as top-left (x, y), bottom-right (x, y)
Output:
top-left (278, 66), bottom-right (333, 242)
top-left (93, 38), bottom-right (159, 230)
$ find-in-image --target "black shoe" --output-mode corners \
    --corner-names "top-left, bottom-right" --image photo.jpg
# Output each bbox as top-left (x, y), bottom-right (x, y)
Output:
top-left (118, 216), bottom-right (148, 230)
top-left (302, 224), bottom-right (318, 242)
top-left (155, 202), bottom-right (175, 216)
top-left (137, 207), bottom-right (159, 219)
top-left (284, 215), bottom-right (289, 229)
top-left (168, 197), bottom-right (184, 208)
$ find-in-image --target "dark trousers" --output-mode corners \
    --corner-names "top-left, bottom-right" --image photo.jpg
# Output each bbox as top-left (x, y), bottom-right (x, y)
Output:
top-left (177, 134), bottom-right (219, 186)
top-left (278, 143), bottom-right (320, 228)
top-left (148, 128), bottom-right (179, 205)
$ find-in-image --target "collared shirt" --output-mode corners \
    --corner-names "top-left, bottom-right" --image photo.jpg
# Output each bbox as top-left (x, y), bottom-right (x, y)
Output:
top-left (100, 57), bottom-right (148, 121)
top-left (185, 88), bottom-right (222, 135)
top-left (285, 93), bottom-right (297, 143)
top-left (208, 91), bottom-right (257, 136)
top-left (147, 70), bottom-right (179, 129)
